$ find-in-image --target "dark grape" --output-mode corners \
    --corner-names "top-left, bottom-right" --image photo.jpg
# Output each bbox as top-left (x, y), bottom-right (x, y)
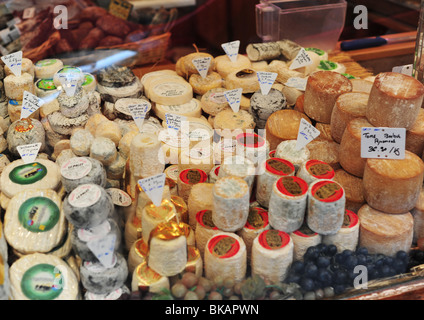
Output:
top-left (393, 258), bottom-right (406, 273)
top-left (317, 268), bottom-right (332, 287)
top-left (316, 243), bottom-right (327, 254)
top-left (415, 250), bottom-right (424, 262)
top-left (379, 264), bottom-right (391, 277)
top-left (332, 270), bottom-right (348, 285)
top-left (316, 256), bottom-right (331, 269)
top-left (341, 249), bottom-right (354, 258)
top-left (290, 260), bottom-right (305, 274)
top-left (285, 273), bottom-right (301, 284)
top-left (396, 251), bottom-right (408, 263)
top-left (383, 256), bottom-right (394, 266)
top-left (327, 245), bottom-right (338, 257)
top-left (356, 247), bottom-right (368, 256)
top-left (343, 255), bottom-right (358, 270)
top-left (304, 263), bottom-right (318, 279)
top-left (356, 254), bottom-right (367, 266)
top-left (304, 246), bottom-right (320, 262)
top-left (369, 268), bottom-right (380, 280)
top-left (334, 253), bottom-right (344, 265)
top-left (333, 284), bottom-right (346, 295)
top-left (300, 277), bottom-right (315, 292)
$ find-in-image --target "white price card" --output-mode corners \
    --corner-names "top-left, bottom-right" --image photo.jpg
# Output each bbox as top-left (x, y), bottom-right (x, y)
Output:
top-left (128, 103), bottom-right (149, 132)
top-left (221, 40), bottom-right (240, 63)
top-left (285, 77), bottom-right (308, 91)
top-left (392, 64), bottom-right (413, 77)
top-left (16, 142), bottom-right (41, 164)
top-left (192, 57), bottom-right (211, 79)
top-left (289, 48), bottom-right (313, 70)
top-left (1, 51), bottom-right (22, 76)
top-left (57, 72), bottom-right (83, 97)
top-left (138, 173), bottom-right (166, 207)
top-left (21, 91), bottom-right (44, 119)
top-left (87, 234), bottom-right (117, 268)
top-left (360, 127), bottom-right (406, 159)
top-left (295, 118), bottom-right (320, 150)
top-left (22, 7), bottom-right (36, 19)
top-left (224, 88), bottom-right (242, 113)
top-left (257, 72), bottom-right (277, 95)
top-left (165, 113), bottom-right (187, 133)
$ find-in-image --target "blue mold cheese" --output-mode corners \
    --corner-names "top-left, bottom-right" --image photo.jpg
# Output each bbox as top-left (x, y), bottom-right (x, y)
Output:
top-left (3, 189), bottom-right (67, 255)
top-left (60, 156), bottom-right (107, 193)
top-left (7, 118), bottom-right (46, 157)
top-left (57, 86), bottom-right (89, 119)
top-left (63, 184), bottom-right (114, 229)
top-left (9, 252), bottom-right (80, 300)
top-left (0, 158), bottom-right (61, 199)
top-left (80, 252), bottom-right (128, 295)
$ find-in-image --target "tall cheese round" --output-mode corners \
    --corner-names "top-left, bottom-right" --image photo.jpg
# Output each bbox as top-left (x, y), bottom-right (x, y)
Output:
top-left (290, 225), bottom-right (322, 261)
top-left (187, 183), bottom-right (214, 230)
top-left (322, 210), bottom-right (360, 252)
top-left (129, 132), bottom-right (164, 179)
top-left (406, 108), bottom-right (424, 157)
top-left (333, 169), bottom-right (365, 213)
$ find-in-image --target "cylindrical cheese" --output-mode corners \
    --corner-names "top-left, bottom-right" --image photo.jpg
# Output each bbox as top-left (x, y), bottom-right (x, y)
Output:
top-left (177, 168), bottom-right (208, 203)
top-left (362, 151), bottom-right (424, 214)
top-left (296, 159), bottom-right (335, 185)
top-left (187, 183), bottom-right (214, 230)
top-left (235, 132), bottom-right (269, 167)
top-left (350, 78), bottom-right (373, 94)
top-left (412, 188), bottom-right (424, 243)
top-left (214, 54), bottom-right (252, 79)
top-left (218, 155), bottom-right (256, 194)
top-left (129, 132), bottom-right (164, 178)
top-left (333, 169), bottom-right (365, 213)
top-left (366, 72), bottom-right (424, 129)
top-left (406, 108), bottom-right (424, 157)
top-left (358, 204), bottom-right (413, 257)
top-left (274, 140), bottom-right (310, 171)
top-left (194, 209), bottom-right (221, 260)
top-left (140, 199), bottom-right (177, 242)
top-left (131, 262), bottom-right (170, 294)
top-left (322, 210), bottom-right (360, 252)
top-left (4, 73), bottom-right (35, 100)
top-left (290, 224), bottom-right (322, 261)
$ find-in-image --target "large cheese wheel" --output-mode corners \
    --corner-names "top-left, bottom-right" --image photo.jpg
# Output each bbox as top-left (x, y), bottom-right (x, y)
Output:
top-left (306, 140), bottom-right (340, 171)
top-left (412, 188), bottom-right (424, 243)
top-left (330, 92), bottom-right (369, 143)
top-left (338, 117), bottom-right (373, 177)
top-left (357, 204), bottom-right (413, 256)
top-left (187, 183), bottom-right (214, 230)
top-left (148, 78), bottom-right (193, 106)
top-left (366, 72), bottom-right (424, 129)
top-left (406, 108), bottom-right (424, 157)
top-left (350, 78), bottom-right (373, 93)
top-left (213, 108), bottom-right (255, 131)
top-left (333, 169), bottom-right (365, 213)
top-left (265, 109), bottom-right (311, 151)
top-left (362, 151), bottom-right (424, 214)
top-left (315, 122), bottom-right (333, 142)
top-left (303, 71), bottom-right (352, 124)
top-left (153, 98), bottom-right (202, 120)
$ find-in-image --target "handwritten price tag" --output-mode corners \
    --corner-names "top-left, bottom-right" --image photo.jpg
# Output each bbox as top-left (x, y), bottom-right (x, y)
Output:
top-left (392, 64), bottom-right (413, 77)
top-left (295, 118), bottom-right (320, 150)
top-left (16, 142), bottom-right (42, 164)
top-left (289, 48), bottom-right (313, 70)
top-left (1, 51), bottom-right (22, 76)
top-left (192, 57), bottom-right (211, 79)
top-left (221, 40), bottom-right (240, 63)
top-left (165, 113), bottom-right (187, 133)
top-left (285, 77), bottom-right (308, 91)
top-left (361, 127), bottom-right (406, 159)
top-left (138, 173), bottom-right (166, 207)
top-left (57, 72), bottom-right (83, 97)
top-left (257, 72), bottom-right (277, 95)
top-left (224, 88), bottom-right (243, 113)
top-left (128, 103), bottom-right (149, 132)
top-left (21, 91), bottom-right (44, 119)
top-left (87, 234), bottom-right (117, 268)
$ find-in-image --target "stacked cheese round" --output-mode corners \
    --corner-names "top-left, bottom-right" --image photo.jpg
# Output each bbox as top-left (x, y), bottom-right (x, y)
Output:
top-left (274, 139), bottom-right (310, 171)
top-left (131, 261), bottom-right (170, 294)
top-left (306, 139), bottom-right (341, 171)
top-left (218, 155), bottom-right (256, 192)
top-left (235, 132), bottom-right (269, 167)
top-left (194, 209), bottom-right (221, 259)
top-left (187, 182), bottom-right (214, 230)
top-left (177, 168), bottom-right (208, 203)
top-left (140, 199), bottom-right (177, 242)
top-left (290, 224), bottom-right (322, 261)
top-left (214, 54), bottom-right (252, 79)
top-left (322, 210), bottom-right (360, 252)
top-left (296, 159), bottom-right (335, 185)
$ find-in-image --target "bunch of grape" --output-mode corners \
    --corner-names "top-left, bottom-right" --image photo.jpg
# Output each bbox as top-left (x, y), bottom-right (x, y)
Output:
top-left (284, 243), bottom-right (409, 300)
top-left (407, 248), bottom-right (424, 270)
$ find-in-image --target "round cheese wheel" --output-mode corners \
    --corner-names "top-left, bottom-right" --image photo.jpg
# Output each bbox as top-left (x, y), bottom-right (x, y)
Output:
top-left (306, 140), bottom-right (340, 171)
top-left (358, 204), bottom-right (413, 256)
top-left (35, 78), bottom-right (59, 98)
top-left (338, 117), bottom-right (373, 177)
top-left (290, 224), bottom-right (322, 261)
top-left (94, 120), bottom-right (122, 147)
top-left (127, 238), bottom-right (148, 274)
top-left (265, 109), bottom-right (311, 151)
top-left (85, 113), bottom-right (109, 136)
top-left (316, 60), bottom-right (346, 74)
top-left (296, 159), bottom-right (335, 185)
top-left (366, 72), bottom-right (424, 129)
top-left (303, 71), bottom-right (352, 124)
top-left (406, 108), bottom-right (424, 157)
top-left (34, 59), bottom-right (64, 80)
top-left (4, 73), bottom-right (35, 100)
top-left (189, 71), bottom-right (223, 96)
top-left (315, 122), bottom-right (334, 142)
top-left (350, 78), bottom-right (373, 93)
top-left (330, 92), bottom-right (369, 143)
top-left (70, 128), bottom-right (94, 156)
top-left (90, 137), bottom-right (117, 166)
top-left (5, 58), bottom-right (34, 77)
top-left (224, 68), bottom-right (260, 94)
top-left (322, 210), bottom-right (360, 252)
top-left (200, 88), bottom-right (230, 116)
top-left (274, 140), bottom-right (310, 171)
top-left (57, 87), bottom-right (89, 119)
top-left (214, 54), bottom-right (252, 79)
top-left (195, 209), bottom-right (221, 259)
top-left (250, 88), bottom-right (287, 129)
top-left (131, 261), bottom-right (169, 294)
top-left (213, 108), bottom-right (255, 131)
top-left (333, 169), bottom-right (365, 213)
top-left (363, 151), bottom-right (424, 214)
top-left (148, 79), bottom-right (193, 106)
top-left (153, 98), bottom-right (202, 120)
top-left (175, 52), bottom-right (215, 79)
top-left (48, 111), bottom-right (89, 136)
top-left (7, 118), bottom-right (46, 157)
top-left (187, 182), bottom-right (214, 230)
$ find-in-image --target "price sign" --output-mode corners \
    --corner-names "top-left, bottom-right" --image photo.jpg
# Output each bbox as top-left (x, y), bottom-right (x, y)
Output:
top-left (108, 0), bottom-right (133, 20)
top-left (257, 72), bottom-right (277, 95)
top-left (1, 51), bottom-right (22, 76)
top-left (285, 77), bottom-right (308, 91)
top-left (21, 91), bottom-right (44, 119)
top-left (128, 103), bottom-right (149, 132)
top-left (138, 173), bottom-right (166, 207)
top-left (192, 57), bottom-right (211, 79)
top-left (289, 48), bottom-right (313, 70)
top-left (16, 142), bottom-right (42, 164)
top-left (392, 64), bottom-right (413, 77)
top-left (57, 72), bottom-right (83, 97)
top-left (221, 40), bottom-right (240, 62)
top-left (224, 88), bottom-right (243, 113)
top-left (87, 234), bottom-right (117, 268)
top-left (295, 118), bottom-right (320, 150)
top-left (361, 127), bottom-right (406, 159)
top-left (165, 113), bottom-right (187, 133)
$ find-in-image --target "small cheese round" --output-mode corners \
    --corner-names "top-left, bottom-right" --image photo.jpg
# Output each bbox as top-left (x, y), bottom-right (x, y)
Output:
top-left (5, 58), bottom-right (34, 77)
top-left (250, 88), bottom-right (287, 129)
top-left (140, 199), bottom-right (177, 242)
top-left (189, 71), bottom-right (223, 96)
top-left (316, 60), bottom-right (346, 73)
top-left (94, 120), bottom-right (122, 146)
top-left (213, 108), bottom-right (255, 131)
top-left (34, 59), bottom-right (64, 79)
top-left (7, 118), bottom-right (46, 156)
top-left (131, 262), bottom-right (170, 294)
top-left (48, 111), bottom-right (89, 135)
top-left (306, 140), bottom-right (341, 171)
top-left (129, 132), bottom-right (164, 178)
top-left (35, 78), bottom-right (59, 98)
top-left (224, 68), bottom-right (260, 94)
top-left (175, 52), bottom-right (215, 79)
top-left (322, 210), bottom-right (360, 252)
top-left (214, 54), bottom-right (252, 79)
top-left (57, 87), bottom-right (89, 118)
top-left (358, 204), bottom-right (413, 256)
top-left (148, 79), bottom-right (193, 106)
top-left (275, 139), bottom-right (310, 171)
top-left (187, 182), bottom-right (214, 230)
top-left (4, 73), bottom-right (35, 100)
top-left (85, 113), bottom-right (109, 136)
top-left (70, 128), bottom-right (94, 156)
top-left (153, 98), bottom-right (202, 120)
top-left (363, 151), bottom-right (424, 214)
top-left (296, 159), bottom-right (335, 185)
top-left (290, 224), bottom-right (322, 261)
top-left (200, 88), bottom-right (230, 116)
top-left (90, 137), bottom-right (117, 166)
top-left (127, 238), bottom-right (148, 274)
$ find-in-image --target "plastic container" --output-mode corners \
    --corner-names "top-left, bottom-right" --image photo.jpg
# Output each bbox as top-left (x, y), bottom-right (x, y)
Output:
top-left (256, 0), bottom-right (347, 52)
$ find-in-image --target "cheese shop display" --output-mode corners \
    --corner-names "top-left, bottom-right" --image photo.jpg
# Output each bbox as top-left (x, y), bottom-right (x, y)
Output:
top-left (1, 35), bottom-right (424, 302)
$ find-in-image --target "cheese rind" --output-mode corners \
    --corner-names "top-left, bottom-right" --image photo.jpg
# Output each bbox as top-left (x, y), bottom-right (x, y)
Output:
top-left (187, 183), bottom-right (214, 230)
top-left (250, 88), bottom-right (287, 129)
top-left (322, 210), bottom-right (360, 252)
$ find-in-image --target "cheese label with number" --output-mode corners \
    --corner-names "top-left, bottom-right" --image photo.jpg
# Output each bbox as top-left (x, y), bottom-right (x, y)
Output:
top-left (138, 173), bottom-right (166, 207)
top-left (165, 113), bottom-right (187, 133)
top-left (17, 143), bottom-right (42, 164)
top-left (224, 88), bottom-right (242, 113)
top-left (192, 57), bottom-right (211, 79)
top-left (360, 127), bottom-right (406, 159)
top-left (21, 91), bottom-right (44, 119)
top-left (296, 118), bottom-right (320, 150)
top-left (257, 72), bottom-right (277, 95)
top-left (128, 103), bottom-right (149, 132)
top-left (285, 77), bottom-right (307, 91)
top-left (1, 50), bottom-right (22, 76)
top-left (221, 40), bottom-right (240, 63)
top-left (289, 48), bottom-right (313, 70)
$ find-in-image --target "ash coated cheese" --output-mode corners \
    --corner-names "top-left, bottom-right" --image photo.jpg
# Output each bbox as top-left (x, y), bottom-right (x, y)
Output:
top-left (177, 168), bottom-right (208, 203)
top-left (322, 210), bottom-right (360, 252)
top-left (339, 117), bottom-right (373, 177)
top-left (251, 229), bottom-right (294, 284)
top-left (61, 156), bottom-right (107, 193)
top-left (153, 98), bottom-right (202, 120)
top-left (48, 111), bottom-right (89, 135)
top-left (34, 59), bottom-right (64, 80)
top-left (255, 158), bottom-right (295, 209)
top-left (114, 98), bottom-right (151, 121)
top-left (189, 71), bottom-right (223, 96)
top-left (214, 54), bottom-right (252, 79)
top-left (268, 176), bottom-right (308, 233)
top-left (80, 253), bottom-right (128, 295)
top-left (366, 72), bottom-right (424, 129)
top-left (130, 132), bottom-right (164, 179)
top-left (212, 176), bottom-right (250, 232)
top-left (204, 232), bottom-right (247, 283)
top-left (358, 204), bottom-right (413, 256)
top-left (333, 169), bottom-right (365, 213)
top-left (57, 87), bottom-right (89, 118)
top-left (7, 118), bottom-right (46, 157)
top-left (250, 88), bottom-right (287, 129)
top-left (69, 128), bottom-right (94, 156)
top-left (330, 92), bottom-right (369, 143)
top-left (0, 159), bottom-right (61, 199)
top-left (213, 108), bottom-right (255, 131)
top-left (290, 224), bottom-right (322, 261)
top-left (63, 184), bottom-right (114, 229)
top-left (4, 73), bottom-right (34, 100)
top-left (187, 182), bottom-right (214, 230)
top-left (200, 88), bottom-right (230, 116)
top-left (265, 109), bottom-right (312, 151)
top-left (362, 151), bottom-right (424, 214)
top-left (194, 210), bottom-right (221, 259)
top-left (131, 261), bottom-right (170, 294)
top-left (224, 68), bottom-right (260, 94)
top-left (303, 71), bottom-right (352, 124)
top-left (296, 159), bottom-right (335, 185)
top-left (275, 140), bottom-right (310, 171)
top-left (406, 108), bottom-right (424, 156)
top-left (306, 179), bottom-right (346, 235)
top-left (90, 137), bottom-right (117, 166)
top-left (9, 253), bottom-right (80, 300)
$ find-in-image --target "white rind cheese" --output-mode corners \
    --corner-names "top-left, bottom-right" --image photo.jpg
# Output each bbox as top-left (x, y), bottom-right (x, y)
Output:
top-left (290, 226), bottom-right (322, 261)
top-left (322, 210), bottom-right (360, 252)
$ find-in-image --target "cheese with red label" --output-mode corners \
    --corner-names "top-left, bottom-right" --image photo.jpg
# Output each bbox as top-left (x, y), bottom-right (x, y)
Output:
top-left (322, 210), bottom-right (360, 252)
top-left (187, 182), bottom-right (214, 231)
top-left (296, 159), bottom-right (335, 185)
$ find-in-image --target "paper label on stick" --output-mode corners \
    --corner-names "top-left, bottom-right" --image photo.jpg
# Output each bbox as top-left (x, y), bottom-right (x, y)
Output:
top-left (1, 51), bottom-right (22, 76)
top-left (138, 173), bottom-right (166, 207)
top-left (57, 72), bottom-right (83, 97)
top-left (289, 48), bottom-right (313, 70)
top-left (257, 72), bottom-right (277, 95)
top-left (221, 40), bottom-right (240, 62)
top-left (285, 77), bottom-right (307, 91)
top-left (21, 91), bottom-right (44, 119)
top-left (192, 57), bottom-right (211, 79)
top-left (16, 142), bottom-right (41, 164)
top-left (87, 234), bottom-right (117, 268)
top-left (165, 113), bottom-right (187, 133)
top-left (295, 118), bottom-right (320, 150)
top-left (224, 88), bottom-right (242, 113)
top-left (392, 64), bottom-right (413, 77)
top-left (360, 127), bottom-right (405, 160)
top-left (128, 103), bottom-right (149, 132)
